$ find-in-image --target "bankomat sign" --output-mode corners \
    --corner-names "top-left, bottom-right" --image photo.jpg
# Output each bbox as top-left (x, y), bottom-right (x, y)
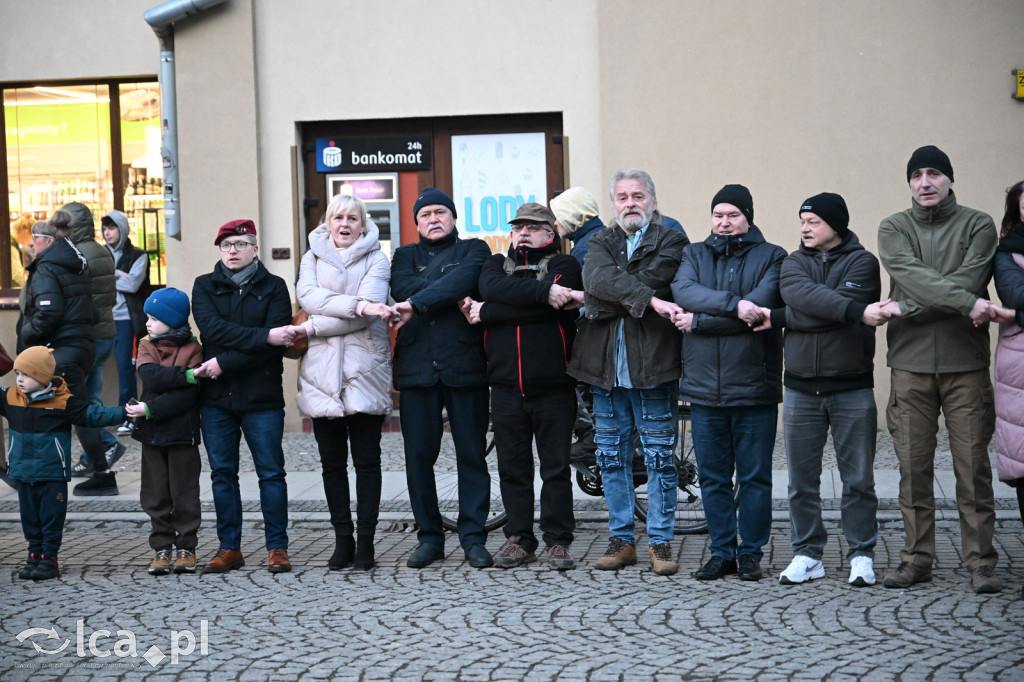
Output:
top-left (316, 136), bottom-right (431, 173)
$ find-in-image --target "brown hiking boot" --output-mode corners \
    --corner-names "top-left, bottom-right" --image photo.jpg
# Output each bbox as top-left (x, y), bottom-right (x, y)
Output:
top-left (173, 549), bottom-right (197, 574)
top-left (148, 548), bottom-right (172, 576)
top-left (883, 561), bottom-right (932, 589)
top-left (970, 566), bottom-right (1001, 594)
top-left (594, 538), bottom-right (637, 570)
top-left (648, 543), bottom-right (678, 576)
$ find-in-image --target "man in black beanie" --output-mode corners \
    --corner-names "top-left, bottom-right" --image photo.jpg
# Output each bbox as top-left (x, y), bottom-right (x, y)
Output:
top-left (671, 184), bottom-right (786, 582)
top-left (390, 187), bottom-right (494, 569)
top-left (756, 192), bottom-right (891, 587)
top-left (878, 145), bottom-right (1012, 593)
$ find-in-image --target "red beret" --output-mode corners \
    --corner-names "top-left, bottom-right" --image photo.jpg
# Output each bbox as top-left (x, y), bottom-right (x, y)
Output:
top-left (214, 219), bottom-right (257, 245)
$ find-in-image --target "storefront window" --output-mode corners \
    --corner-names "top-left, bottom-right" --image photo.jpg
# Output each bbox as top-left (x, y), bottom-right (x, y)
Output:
top-left (2, 78), bottom-right (165, 293)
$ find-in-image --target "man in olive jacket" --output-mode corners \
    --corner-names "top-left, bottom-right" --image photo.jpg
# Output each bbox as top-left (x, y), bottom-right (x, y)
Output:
top-left (878, 146), bottom-right (1011, 594)
top-left (568, 168), bottom-right (688, 576)
top-left (390, 188), bottom-right (494, 570)
top-left (191, 219), bottom-right (296, 574)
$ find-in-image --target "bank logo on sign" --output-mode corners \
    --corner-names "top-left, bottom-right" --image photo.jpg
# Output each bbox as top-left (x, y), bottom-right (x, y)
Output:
top-left (322, 141), bottom-right (342, 168)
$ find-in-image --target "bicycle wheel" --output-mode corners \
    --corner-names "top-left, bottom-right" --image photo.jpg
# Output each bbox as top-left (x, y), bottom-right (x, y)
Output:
top-left (633, 403), bottom-right (709, 535)
top-left (437, 414), bottom-right (507, 532)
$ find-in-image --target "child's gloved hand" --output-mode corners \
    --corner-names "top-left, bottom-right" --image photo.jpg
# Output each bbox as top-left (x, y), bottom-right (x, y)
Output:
top-left (125, 401), bottom-right (147, 420)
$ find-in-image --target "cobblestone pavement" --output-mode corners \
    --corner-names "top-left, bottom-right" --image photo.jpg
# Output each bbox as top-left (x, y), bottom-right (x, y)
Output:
top-left (1, 429), bottom-right (1022, 680)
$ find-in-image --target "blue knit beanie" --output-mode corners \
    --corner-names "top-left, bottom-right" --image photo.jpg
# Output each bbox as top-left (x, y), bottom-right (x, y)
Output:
top-left (144, 287), bottom-right (190, 329)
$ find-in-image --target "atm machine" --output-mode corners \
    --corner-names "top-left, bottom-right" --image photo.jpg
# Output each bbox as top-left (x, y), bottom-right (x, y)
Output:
top-left (325, 172), bottom-right (400, 257)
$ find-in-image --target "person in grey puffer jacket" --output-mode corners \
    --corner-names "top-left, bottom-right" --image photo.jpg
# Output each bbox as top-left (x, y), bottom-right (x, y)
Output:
top-left (671, 184), bottom-right (784, 583)
top-left (295, 194), bottom-right (392, 571)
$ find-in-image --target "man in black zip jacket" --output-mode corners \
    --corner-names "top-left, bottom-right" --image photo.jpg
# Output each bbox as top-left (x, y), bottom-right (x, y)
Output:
top-left (755, 193), bottom-right (890, 588)
top-left (462, 202), bottom-right (583, 570)
top-left (390, 188), bottom-right (494, 569)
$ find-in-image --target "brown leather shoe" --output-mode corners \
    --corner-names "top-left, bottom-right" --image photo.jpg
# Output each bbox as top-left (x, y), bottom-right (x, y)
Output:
top-left (268, 548), bottom-right (291, 573)
top-left (204, 548), bottom-right (244, 573)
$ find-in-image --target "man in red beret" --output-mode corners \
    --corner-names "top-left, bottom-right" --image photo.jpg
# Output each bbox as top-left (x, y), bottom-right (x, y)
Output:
top-left (191, 219), bottom-right (297, 574)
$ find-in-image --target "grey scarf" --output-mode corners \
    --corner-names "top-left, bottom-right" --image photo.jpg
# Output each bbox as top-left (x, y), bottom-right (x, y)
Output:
top-left (225, 260), bottom-right (259, 288)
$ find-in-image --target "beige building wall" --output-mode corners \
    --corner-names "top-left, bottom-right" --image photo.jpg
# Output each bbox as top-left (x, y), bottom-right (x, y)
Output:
top-left (4, 0), bottom-right (1023, 427)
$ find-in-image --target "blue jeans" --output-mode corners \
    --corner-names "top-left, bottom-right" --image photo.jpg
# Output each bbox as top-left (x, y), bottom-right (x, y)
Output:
top-left (201, 406), bottom-right (288, 551)
top-left (784, 388), bottom-right (877, 560)
top-left (113, 319), bottom-right (138, 405)
top-left (592, 382), bottom-right (678, 545)
top-left (691, 404), bottom-right (776, 561)
top-left (86, 336), bottom-right (119, 453)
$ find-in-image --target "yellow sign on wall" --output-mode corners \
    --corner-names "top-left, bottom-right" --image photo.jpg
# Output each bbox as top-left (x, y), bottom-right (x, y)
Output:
top-left (1016, 69), bottom-right (1024, 100)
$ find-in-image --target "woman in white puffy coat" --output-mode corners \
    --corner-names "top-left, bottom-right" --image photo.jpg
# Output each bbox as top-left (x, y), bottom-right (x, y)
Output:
top-left (295, 194), bottom-right (392, 571)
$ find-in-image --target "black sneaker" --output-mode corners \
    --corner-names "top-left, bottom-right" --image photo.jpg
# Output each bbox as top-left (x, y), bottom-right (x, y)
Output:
top-left (738, 554), bottom-right (763, 581)
top-left (117, 421), bottom-right (134, 436)
top-left (694, 556), bottom-right (737, 581)
top-left (73, 471), bottom-right (118, 496)
top-left (105, 442), bottom-right (127, 468)
top-left (71, 460), bottom-right (94, 477)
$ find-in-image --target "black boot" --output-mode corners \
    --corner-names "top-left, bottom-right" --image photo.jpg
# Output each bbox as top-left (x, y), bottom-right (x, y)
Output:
top-left (353, 535), bottom-right (375, 571)
top-left (73, 471), bottom-right (118, 496)
top-left (30, 556), bottom-right (60, 580)
top-left (18, 552), bottom-right (39, 580)
top-left (329, 534), bottom-right (354, 570)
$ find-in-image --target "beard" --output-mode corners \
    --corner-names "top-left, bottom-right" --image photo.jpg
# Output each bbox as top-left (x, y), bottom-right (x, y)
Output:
top-left (616, 206), bottom-right (652, 233)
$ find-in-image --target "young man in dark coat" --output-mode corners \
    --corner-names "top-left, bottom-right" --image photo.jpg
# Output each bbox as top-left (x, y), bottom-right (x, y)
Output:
top-left (462, 202), bottom-right (583, 570)
top-left (390, 188), bottom-right (494, 569)
top-left (191, 219), bottom-right (295, 574)
top-left (671, 184), bottom-right (786, 582)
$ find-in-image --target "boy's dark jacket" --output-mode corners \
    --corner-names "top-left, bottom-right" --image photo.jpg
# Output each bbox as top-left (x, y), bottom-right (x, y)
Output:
top-left (1, 378), bottom-right (124, 482)
top-left (477, 235), bottom-right (582, 395)
top-left (131, 333), bottom-right (204, 447)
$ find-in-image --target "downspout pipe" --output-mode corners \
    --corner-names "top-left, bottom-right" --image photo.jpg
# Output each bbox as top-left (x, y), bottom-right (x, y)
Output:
top-left (144, 0), bottom-right (226, 240)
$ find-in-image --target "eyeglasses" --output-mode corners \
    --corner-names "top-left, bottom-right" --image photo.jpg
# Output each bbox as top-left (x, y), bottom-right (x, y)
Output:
top-left (31, 233), bottom-right (53, 241)
top-left (510, 224), bottom-right (552, 234)
top-left (219, 241), bottom-right (255, 252)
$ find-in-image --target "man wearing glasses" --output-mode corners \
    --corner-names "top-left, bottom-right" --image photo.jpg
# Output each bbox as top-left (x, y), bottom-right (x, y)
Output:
top-left (191, 219), bottom-right (296, 574)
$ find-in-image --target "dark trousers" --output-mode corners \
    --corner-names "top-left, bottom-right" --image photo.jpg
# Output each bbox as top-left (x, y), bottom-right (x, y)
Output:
top-left (400, 383), bottom-right (490, 549)
top-left (490, 384), bottom-right (576, 550)
top-left (312, 413), bottom-right (385, 537)
top-left (53, 344), bottom-right (108, 472)
top-left (140, 443), bottom-right (202, 550)
top-left (18, 480), bottom-right (68, 557)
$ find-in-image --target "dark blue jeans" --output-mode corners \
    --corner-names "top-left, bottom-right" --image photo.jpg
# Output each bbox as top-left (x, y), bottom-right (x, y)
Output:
top-left (201, 406), bottom-right (288, 551)
top-left (85, 335), bottom-right (119, 453)
top-left (113, 319), bottom-right (138, 405)
top-left (399, 384), bottom-right (490, 550)
top-left (18, 480), bottom-right (68, 557)
top-left (691, 404), bottom-right (776, 561)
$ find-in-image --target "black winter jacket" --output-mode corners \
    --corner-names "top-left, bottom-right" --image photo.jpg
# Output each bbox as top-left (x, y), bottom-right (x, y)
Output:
top-left (671, 225), bottom-right (786, 407)
top-left (568, 222), bottom-right (688, 389)
top-left (17, 238), bottom-right (94, 353)
top-left (114, 240), bottom-right (152, 338)
top-left (478, 236), bottom-right (582, 395)
top-left (772, 232), bottom-right (880, 394)
top-left (65, 202), bottom-right (116, 340)
top-left (390, 230), bottom-right (490, 389)
top-left (191, 260), bottom-right (292, 412)
top-left (995, 222), bottom-right (1024, 327)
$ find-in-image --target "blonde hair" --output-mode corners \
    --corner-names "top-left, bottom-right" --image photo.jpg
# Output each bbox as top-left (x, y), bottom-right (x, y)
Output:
top-left (324, 193), bottom-right (367, 228)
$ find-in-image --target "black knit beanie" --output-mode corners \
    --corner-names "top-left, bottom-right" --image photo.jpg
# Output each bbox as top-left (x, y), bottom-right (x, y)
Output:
top-left (799, 192), bottom-right (850, 238)
top-left (413, 187), bottom-right (457, 223)
top-left (906, 145), bottom-right (954, 182)
top-left (711, 184), bottom-right (754, 224)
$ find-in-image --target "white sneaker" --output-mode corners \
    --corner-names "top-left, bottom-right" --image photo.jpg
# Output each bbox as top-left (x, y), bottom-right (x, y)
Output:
top-left (779, 555), bottom-right (825, 585)
top-left (848, 556), bottom-right (875, 587)
top-left (117, 421), bottom-right (134, 435)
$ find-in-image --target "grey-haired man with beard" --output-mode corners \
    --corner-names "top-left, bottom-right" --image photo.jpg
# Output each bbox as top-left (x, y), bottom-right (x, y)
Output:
top-left (568, 169), bottom-right (688, 575)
